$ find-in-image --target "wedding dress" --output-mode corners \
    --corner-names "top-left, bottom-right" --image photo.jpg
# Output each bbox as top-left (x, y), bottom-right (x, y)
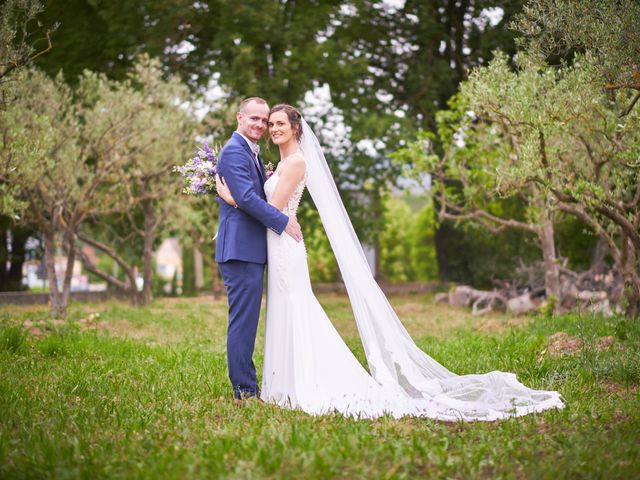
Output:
top-left (260, 121), bottom-right (564, 421)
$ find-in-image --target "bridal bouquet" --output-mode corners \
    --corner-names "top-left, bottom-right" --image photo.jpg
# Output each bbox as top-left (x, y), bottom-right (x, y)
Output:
top-left (174, 143), bottom-right (218, 195)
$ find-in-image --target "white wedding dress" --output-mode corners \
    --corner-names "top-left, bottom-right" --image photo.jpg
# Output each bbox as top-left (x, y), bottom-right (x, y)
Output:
top-left (260, 122), bottom-right (564, 421)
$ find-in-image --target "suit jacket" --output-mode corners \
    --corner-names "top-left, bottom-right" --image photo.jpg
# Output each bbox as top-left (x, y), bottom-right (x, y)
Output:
top-left (215, 132), bottom-right (288, 264)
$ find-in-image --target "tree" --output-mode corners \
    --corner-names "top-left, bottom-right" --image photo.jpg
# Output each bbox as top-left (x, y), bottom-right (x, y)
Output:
top-left (378, 195), bottom-right (415, 282)
top-left (1, 0), bottom-right (54, 223)
top-left (0, 218), bottom-right (34, 291)
top-left (32, 1), bottom-right (524, 252)
top-left (181, 240), bottom-right (196, 297)
top-left (393, 91), bottom-right (563, 304)
top-left (2, 56), bottom-right (194, 314)
top-left (0, 0), bottom-right (53, 85)
top-left (0, 1), bottom-right (54, 290)
top-left (1, 68), bottom-right (128, 316)
top-left (327, 0), bottom-right (523, 131)
top-left (75, 57), bottom-right (196, 306)
top-left (34, 0), bottom-right (191, 82)
top-left (321, 0), bottom-right (526, 264)
top-left (410, 199), bottom-right (439, 282)
top-left (514, 0), bottom-right (640, 116)
top-left (459, 53), bottom-right (639, 316)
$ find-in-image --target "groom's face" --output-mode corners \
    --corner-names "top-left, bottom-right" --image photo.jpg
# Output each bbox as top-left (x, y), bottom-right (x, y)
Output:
top-left (237, 101), bottom-right (270, 143)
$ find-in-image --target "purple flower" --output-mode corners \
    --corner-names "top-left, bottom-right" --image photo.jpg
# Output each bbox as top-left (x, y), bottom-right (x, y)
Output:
top-left (176, 141), bottom-right (219, 196)
top-left (192, 176), bottom-right (207, 190)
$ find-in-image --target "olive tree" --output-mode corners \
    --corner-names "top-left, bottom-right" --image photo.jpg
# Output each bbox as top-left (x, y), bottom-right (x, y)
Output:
top-left (394, 93), bottom-right (563, 305)
top-left (0, 68), bottom-right (130, 316)
top-left (514, 0), bottom-right (640, 116)
top-left (75, 57), bottom-right (196, 305)
top-left (460, 53), bottom-right (640, 317)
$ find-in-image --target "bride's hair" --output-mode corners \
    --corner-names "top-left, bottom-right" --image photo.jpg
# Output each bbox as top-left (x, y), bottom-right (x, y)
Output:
top-left (269, 104), bottom-right (303, 142)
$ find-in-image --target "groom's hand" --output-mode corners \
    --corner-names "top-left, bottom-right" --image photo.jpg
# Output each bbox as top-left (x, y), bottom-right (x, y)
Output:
top-left (285, 216), bottom-right (303, 242)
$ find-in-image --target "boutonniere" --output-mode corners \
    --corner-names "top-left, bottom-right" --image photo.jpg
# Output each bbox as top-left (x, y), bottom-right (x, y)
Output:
top-left (265, 162), bottom-right (275, 179)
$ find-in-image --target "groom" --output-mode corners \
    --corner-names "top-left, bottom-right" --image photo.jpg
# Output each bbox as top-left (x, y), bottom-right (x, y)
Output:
top-left (215, 97), bottom-right (302, 400)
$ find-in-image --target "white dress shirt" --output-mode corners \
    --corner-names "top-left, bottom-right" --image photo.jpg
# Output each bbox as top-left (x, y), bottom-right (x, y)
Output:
top-left (235, 131), bottom-right (261, 169)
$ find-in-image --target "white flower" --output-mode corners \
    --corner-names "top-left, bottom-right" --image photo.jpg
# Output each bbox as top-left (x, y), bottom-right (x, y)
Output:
top-left (201, 160), bottom-right (214, 171)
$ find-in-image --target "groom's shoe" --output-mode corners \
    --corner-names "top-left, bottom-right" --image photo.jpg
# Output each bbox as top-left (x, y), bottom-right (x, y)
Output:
top-left (233, 395), bottom-right (264, 406)
top-left (233, 388), bottom-right (264, 405)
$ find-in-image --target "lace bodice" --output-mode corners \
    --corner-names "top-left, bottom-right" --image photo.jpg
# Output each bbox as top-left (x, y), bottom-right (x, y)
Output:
top-left (264, 155), bottom-right (307, 216)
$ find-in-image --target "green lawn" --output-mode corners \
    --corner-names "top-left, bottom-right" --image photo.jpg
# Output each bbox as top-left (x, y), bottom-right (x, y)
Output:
top-left (1, 294), bottom-right (638, 479)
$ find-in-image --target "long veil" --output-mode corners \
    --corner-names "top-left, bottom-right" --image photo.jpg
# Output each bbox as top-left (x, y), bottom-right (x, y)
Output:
top-left (300, 119), bottom-right (563, 420)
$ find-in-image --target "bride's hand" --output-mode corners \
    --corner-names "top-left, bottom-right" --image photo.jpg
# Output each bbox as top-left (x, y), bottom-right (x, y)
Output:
top-left (216, 174), bottom-right (238, 208)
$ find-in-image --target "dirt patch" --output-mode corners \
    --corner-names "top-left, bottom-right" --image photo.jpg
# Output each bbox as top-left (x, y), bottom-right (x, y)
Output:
top-left (597, 335), bottom-right (616, 350)
top-left (476, 316), bottom-right (531, 333)
top-left (602, 382), bottom-right (639, 399)
top-left (25, 325), bottom-right (45, 339)
top-left (21, 313), bottom-right (110, 339)
top-left (543, 332), bottom-right (618, 358)
top-left (535, 419), bottom-right (552, 435)
top-left (476, 318), bottom-right (505, 332)
top-left (546, 332), bottom-right (584, 357)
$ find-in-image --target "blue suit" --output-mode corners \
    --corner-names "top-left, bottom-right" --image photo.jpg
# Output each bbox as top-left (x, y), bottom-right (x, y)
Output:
top-left (215, 132), bottom-right (288, 399)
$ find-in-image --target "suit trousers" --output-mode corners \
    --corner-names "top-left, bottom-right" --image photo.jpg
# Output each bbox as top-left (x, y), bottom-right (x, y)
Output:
top-left (218, 260), bottom-right (265, 399)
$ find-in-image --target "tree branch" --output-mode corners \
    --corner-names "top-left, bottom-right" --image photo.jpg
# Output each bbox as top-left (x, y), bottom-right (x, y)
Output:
top-left (0, 29), bottom-right (53, 81)
top-left (436, 187), bottom-right (538, 234)
top-left (556, 201), bottom-right (621, 265)
top-left (595, 204), bottom-right (640, 252)
top-left (619, 91), bottom-right (640, 117)
top-left (76, 231), bottom-right (137, 287)
top-left (75, 244), bottom-right (130, 291)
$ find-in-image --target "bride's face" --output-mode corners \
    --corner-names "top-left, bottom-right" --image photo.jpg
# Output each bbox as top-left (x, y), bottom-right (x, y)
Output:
top-left (268, 111), bottom-right (297, 145)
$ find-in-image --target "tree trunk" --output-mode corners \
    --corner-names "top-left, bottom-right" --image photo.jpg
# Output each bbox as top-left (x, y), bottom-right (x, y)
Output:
top-left (211, 262), bottom-right (223, 300)
top-left (59, 226), bottom-right (77, 315)
top-left (538, 214), bottom-right (561, 310)
top-left (182, 242), bottom-right (195, 296)
top-left (194, 246), bottom-right (204, 290)
top-left (199, 250), bottom-right (223, 300)
top-left (0, 218), bottom-right (7, 288)
top-left (591, 238), bottom-right (610, 269)
top-left (624, 279), bottom-right (640, 319)
top-left (141, 199), bottom-right (155, 305)
top-left (620, 236), bottom-right (640, 319)
top-left (7, 226), bottom-right (31, 290)
top-left (75, 232), bottom-right (142, 306)
top-left (43, 228), bottom-right (64, 317)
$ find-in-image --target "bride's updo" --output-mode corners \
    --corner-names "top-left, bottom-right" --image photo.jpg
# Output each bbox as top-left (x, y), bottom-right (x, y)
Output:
top-left (270, 104), bottom-right (303, 142)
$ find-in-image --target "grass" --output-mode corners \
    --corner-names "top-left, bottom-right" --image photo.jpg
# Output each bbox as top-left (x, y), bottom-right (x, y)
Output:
top-left (0, 293), bottom-right (639, 479)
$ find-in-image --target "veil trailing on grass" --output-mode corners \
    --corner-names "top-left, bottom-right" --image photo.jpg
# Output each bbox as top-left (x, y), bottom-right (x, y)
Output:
top-left (300, 118), bottom-right (564, 420)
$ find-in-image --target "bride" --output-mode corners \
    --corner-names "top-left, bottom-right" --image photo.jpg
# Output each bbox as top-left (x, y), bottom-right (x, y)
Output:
top-left (217, 104), bottom-right (564, 421)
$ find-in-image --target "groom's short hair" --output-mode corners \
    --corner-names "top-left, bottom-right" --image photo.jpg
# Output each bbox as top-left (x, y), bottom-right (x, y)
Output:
top-left (239, 97), bottom-right (268, 112)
